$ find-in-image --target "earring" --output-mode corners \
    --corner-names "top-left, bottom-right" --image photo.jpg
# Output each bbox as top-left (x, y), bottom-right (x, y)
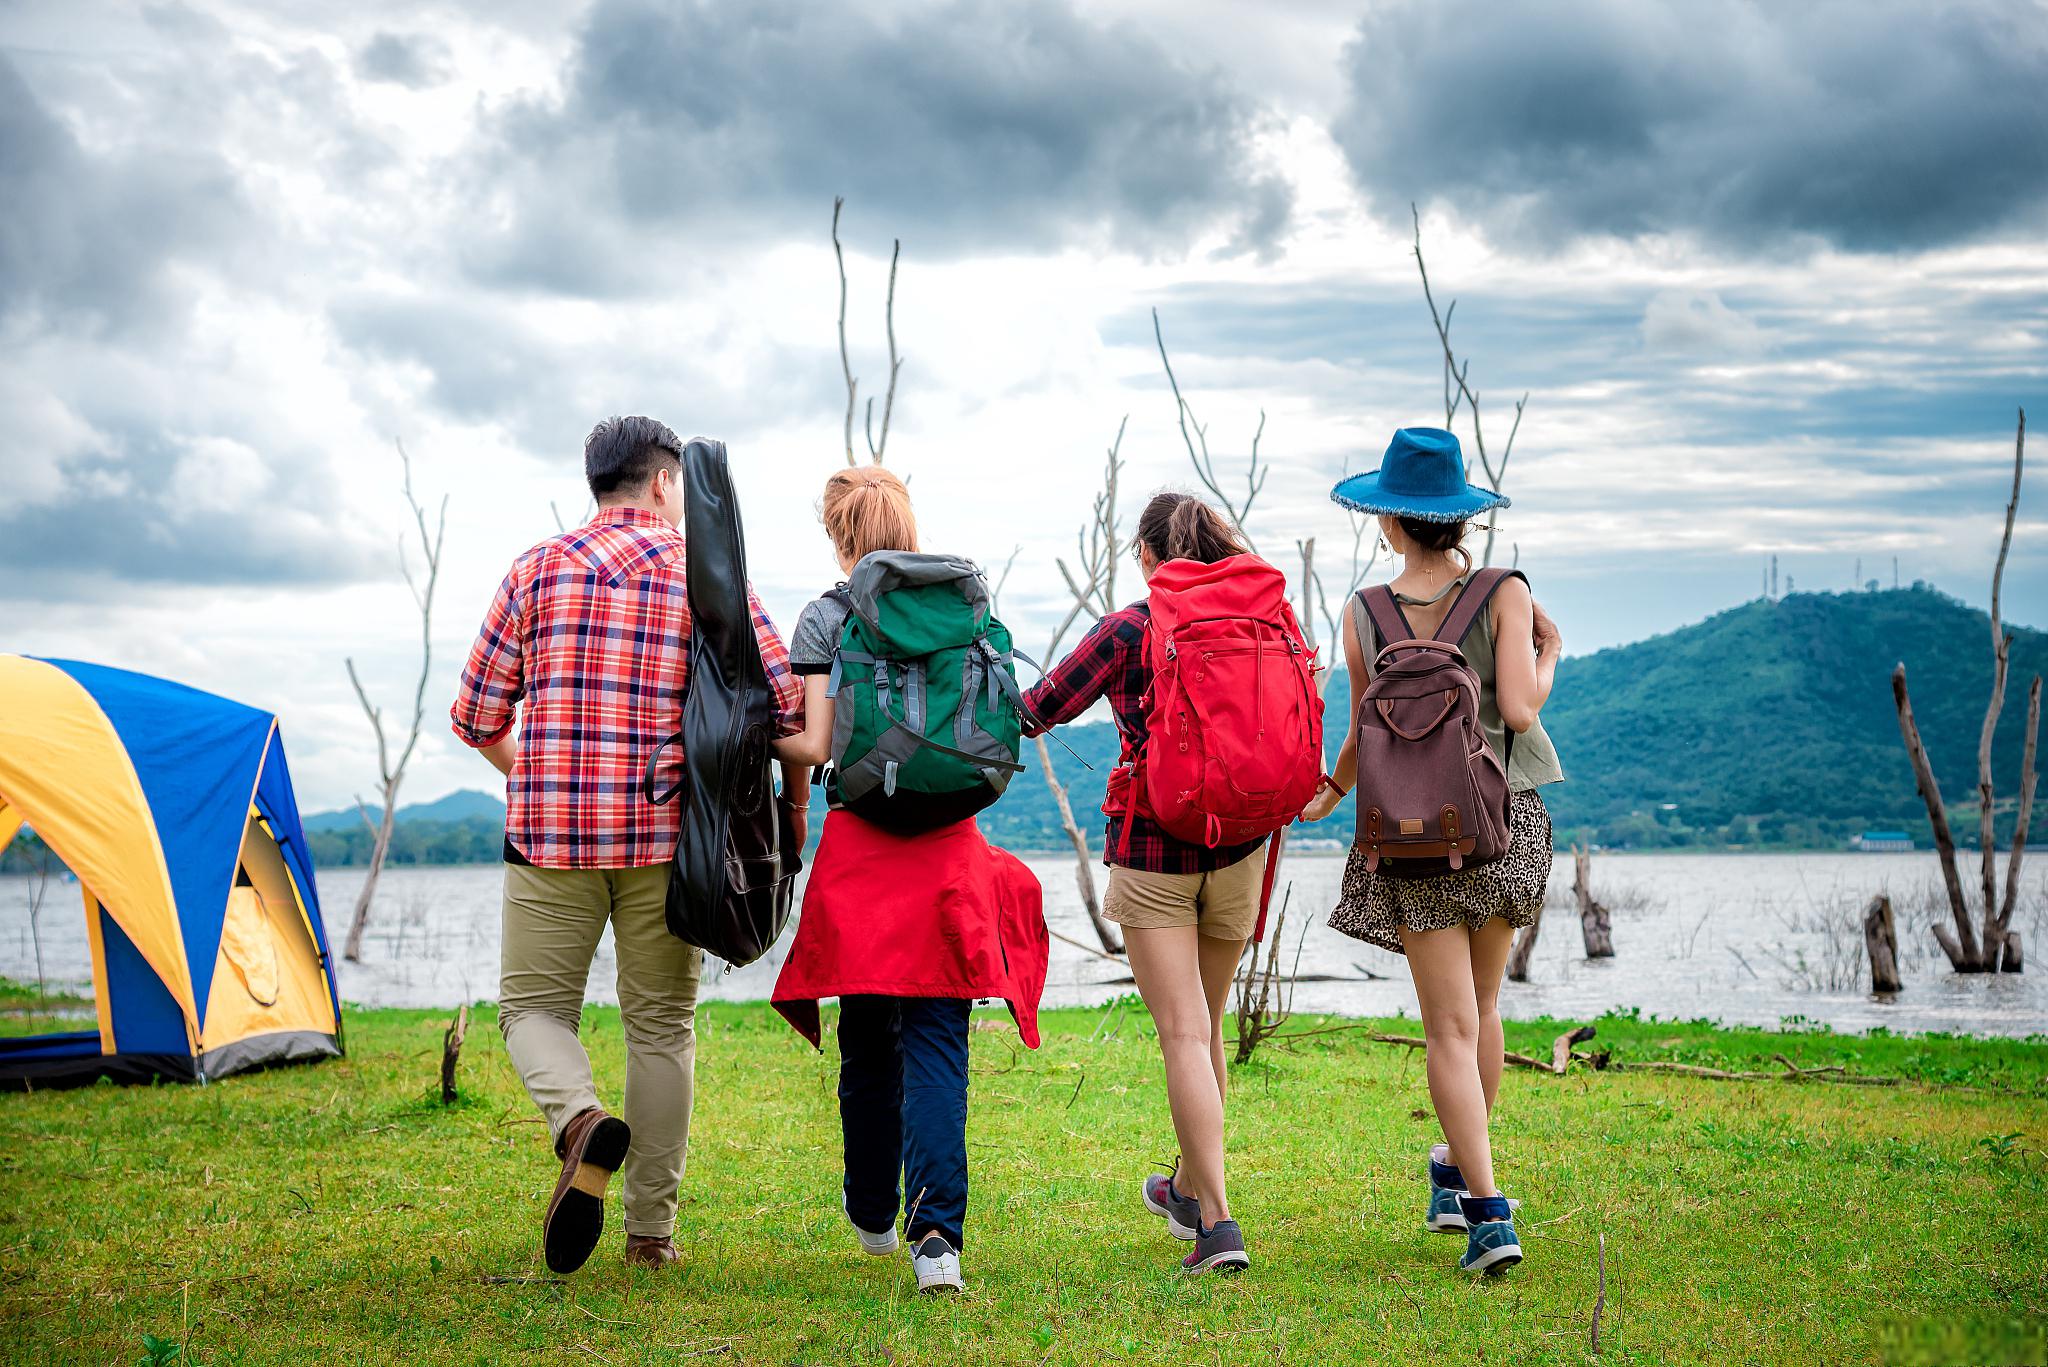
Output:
top-left (1378, 534), bottom-right (1392, 555)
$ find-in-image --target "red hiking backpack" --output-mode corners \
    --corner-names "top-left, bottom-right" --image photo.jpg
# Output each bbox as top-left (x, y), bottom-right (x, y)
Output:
top-left (1351, 567), bottom-right (1522, 876)
top-left (1112, 554), bottom-right (1323, 856)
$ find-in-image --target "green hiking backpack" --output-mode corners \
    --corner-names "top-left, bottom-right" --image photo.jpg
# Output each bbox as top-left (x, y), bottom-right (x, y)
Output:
top-left (826, 550), bottom-right (1031, 834)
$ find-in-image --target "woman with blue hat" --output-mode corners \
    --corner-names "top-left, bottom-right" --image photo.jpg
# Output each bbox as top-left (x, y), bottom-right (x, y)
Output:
top-left (1299, 426), bottom-right (1564, 1276)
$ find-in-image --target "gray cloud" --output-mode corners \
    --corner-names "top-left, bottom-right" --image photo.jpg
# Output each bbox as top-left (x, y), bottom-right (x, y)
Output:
top-left (355, 31), bottom-right (453, 88)
top-left (0, 418), bottom-right (380, 596)
top-left (465, 0), bottom-right (1289, 291)
top-left (0, 54), bottom-right (250, 334)
top-left (1332, 0), bottom-right (2048, 252)
top-left (330, 289), bottom-right (844, 458)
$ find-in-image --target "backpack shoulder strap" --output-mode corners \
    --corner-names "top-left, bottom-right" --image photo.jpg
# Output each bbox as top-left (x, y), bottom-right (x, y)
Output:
top-left (1357, 585), bottom-right (1413, 662)
top-left (1434, 566), bottom-right (1527, 647)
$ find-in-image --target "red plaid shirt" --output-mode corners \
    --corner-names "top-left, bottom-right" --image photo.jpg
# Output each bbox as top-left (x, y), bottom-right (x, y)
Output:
top-left (450, 506), bottom-right (803, 869)
top-left (1021, 602), bottom-right (1263, 875)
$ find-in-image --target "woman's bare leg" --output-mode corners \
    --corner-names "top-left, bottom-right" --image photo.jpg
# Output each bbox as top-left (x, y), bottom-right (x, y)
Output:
top-left (1401, 923), bottom-right (1499, 1198)
top-left (1469, 917), bottom-right (1515, 1115)
top-left (1125, 924), bottom-right (1232, 1222)
top-left (1197, 932), bottom-right (1248, 1104)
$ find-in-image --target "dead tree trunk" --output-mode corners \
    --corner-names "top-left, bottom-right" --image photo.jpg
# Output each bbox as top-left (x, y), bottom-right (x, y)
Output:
top-left (343, 439), bottom-right (447, 965)
top-left (1864, 894), bottom-right (1901, 993)
top-left (1506, 902), bottom-right (1543, 982)
top-left (440, 1004), bottom-right (469, 1104)
top-left (1998, 675), bottom-right (2039, 973)
top-left (1574, 844), bottom-right (1614, 958)
top-left (1894, 663), bottom-right (1982, 970)
top-left (1893, 409), bottom-right (2030, 973)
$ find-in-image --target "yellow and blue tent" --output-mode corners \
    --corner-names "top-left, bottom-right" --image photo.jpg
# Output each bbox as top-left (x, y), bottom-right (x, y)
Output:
top-left (0, 656), bottom-right (342, 1088)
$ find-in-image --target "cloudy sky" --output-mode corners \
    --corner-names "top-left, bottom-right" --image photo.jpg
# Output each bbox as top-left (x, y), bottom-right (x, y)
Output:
top-left (4, 0), bottom-right (2044, 815)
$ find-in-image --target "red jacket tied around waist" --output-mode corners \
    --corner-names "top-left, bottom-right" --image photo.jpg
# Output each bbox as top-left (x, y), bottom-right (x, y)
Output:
top-left (772, 812), bottom-right (1050, 1049)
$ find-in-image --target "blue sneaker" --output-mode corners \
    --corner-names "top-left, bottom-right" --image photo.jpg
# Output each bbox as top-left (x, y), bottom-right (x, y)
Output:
top-left (1426, 1147), bottom-right (1467, 1233)
top-left (1457, 1194), bottom-right (1522, 1275)
top-left (1426, 1146), bottom-right (1522, 1233)
top-left (1142, 1170), bottom-right (1201, 1241)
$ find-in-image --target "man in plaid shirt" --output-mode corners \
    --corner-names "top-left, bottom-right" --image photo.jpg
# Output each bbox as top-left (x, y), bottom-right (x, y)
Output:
top-left (451, 415), bottom-right (805, 1274)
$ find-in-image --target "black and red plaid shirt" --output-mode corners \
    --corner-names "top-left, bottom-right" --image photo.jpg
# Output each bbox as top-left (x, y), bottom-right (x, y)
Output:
top-left (450, 506), bottom-right (803, 869)
top-left (1021, 602), bottom-right (1263, 875)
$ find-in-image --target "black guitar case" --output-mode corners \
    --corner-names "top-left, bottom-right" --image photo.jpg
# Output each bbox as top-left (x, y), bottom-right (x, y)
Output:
top-left (643, 438), bottom-right (800, 966)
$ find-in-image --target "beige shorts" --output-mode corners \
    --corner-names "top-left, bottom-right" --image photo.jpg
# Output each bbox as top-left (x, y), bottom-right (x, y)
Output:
top-left (1104, 845), bottom-right (1269, 941)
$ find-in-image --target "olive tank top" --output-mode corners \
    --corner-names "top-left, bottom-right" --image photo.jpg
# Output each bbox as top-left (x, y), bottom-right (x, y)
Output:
top-left (1350, 575), bottom-right (1564, 793)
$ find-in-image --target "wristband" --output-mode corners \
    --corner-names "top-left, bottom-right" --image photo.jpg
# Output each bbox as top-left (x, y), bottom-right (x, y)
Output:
top-left (777, 793), bottom-right (810, 812)
top-left (1317, 772), bottom-right (1348, 798)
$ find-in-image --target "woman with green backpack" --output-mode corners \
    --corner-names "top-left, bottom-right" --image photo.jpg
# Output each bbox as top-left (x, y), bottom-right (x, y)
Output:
top-left (1299, 428), bottom-right (1564, 1276)
top-left (768, 465), bottom-right (1048, 1296)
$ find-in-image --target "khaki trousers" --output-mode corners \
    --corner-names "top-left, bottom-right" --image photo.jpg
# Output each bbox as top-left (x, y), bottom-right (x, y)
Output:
top-left (498, 862), bottom-right (702, 1238)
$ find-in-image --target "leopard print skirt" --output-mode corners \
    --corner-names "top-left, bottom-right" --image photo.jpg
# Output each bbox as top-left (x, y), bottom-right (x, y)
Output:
top-left (1328, 789), bottom-right (1554, 955)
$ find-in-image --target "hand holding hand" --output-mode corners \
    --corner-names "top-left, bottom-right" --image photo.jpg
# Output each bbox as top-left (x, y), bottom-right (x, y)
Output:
top-left (1300, 780), bottom-right (1345, 824)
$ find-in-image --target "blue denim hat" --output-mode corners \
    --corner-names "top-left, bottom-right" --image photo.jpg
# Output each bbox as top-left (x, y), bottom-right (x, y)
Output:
top-left (1330, 427), bottom-right (1509, 523)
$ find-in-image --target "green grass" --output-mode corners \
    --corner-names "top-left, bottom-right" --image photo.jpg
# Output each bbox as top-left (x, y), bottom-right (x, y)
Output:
top-left (2, 1001), bottom-right (2044, 1366)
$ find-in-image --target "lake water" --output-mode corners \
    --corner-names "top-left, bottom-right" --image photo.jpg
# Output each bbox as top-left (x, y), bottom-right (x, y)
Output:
top-left (4, 852), bottom-right (2044, 1038)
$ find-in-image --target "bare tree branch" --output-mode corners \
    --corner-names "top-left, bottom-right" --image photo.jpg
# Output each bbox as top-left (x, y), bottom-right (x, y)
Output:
top-left (834, 196), bottom-right (858, 467)
top-left (1153, 308), bottom-right (1264, 543)
top-left (1998, 673), bottom-right (2040, 959)
top-left (343, 439), bottom-right (447, 964)
top-left (867, 238), bottom-right (901, 463)
top-left (835, 199), bottom-right (904, 466)
top-left (1018, 419), bottom-right (1132, 956)
top-left (1411, 203), bottom-right (1528, 567)
top-left (1978, 407), bottom-right (2024, 963)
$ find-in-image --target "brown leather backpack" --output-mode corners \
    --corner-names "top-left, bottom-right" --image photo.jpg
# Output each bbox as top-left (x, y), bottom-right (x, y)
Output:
top-left (1352, 568), bottom-right (1522, 876)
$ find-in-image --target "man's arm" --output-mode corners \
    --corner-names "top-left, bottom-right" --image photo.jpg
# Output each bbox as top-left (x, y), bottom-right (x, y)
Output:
top-left (479, 731), bottom-right (517, 776)
top-left (748, 587), bottom-right (806, 738)
top-left (451, 568), bottom-right (526, 754)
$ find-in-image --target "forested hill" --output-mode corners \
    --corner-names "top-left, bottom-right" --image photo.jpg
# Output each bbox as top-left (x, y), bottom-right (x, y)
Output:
top-left (1535, 586), bottom-right (2045, 847)
top-left (252, 585), bottom-right (2041, 867)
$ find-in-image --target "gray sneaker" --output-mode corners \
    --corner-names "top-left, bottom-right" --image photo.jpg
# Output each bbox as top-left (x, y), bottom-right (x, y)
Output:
top-left (843, 1193), bottom-right (897, 1256)
top-left (1181, 1219), bottom-right (1250, 1275)
top-left (911, 1233), bottom-right (964, 1293)
top-left (1142, 1171), bottom-right (1201, 1241)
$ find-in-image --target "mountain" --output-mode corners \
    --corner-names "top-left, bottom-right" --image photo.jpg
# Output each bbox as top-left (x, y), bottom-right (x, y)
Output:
top-left (975, 586), bottom-right (2046, 853)
top-left (302, 788), bottom-right (507, 833)
top-left (280, 587), bottom-right (2043, 865)
top-left (1535, 586), bottom-right (2046, 848)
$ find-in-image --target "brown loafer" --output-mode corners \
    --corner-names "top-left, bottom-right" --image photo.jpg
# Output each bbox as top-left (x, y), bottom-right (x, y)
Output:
top-left (624, 1235), bottom-right (679, 1268)
top-left (543, 1106), bottom-right (632, 1274)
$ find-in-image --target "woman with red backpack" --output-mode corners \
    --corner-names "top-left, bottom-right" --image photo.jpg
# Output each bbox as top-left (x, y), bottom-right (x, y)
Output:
top-left (769, 466), bottom-right (1049, 1296)
top-left (1023, 491), bottom-right (1322, 1277)
top-left (1300, 427), bottom-right (1563, 1276)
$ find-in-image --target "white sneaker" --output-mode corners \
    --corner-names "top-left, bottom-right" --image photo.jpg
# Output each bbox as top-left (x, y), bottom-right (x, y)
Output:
top-left (911, 1233), bottom-right (964, 1293)
top-left (843, 1194), bottom-right (897, 1256)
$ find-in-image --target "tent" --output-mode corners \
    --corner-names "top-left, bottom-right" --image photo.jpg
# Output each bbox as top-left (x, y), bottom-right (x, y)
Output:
top-left (0, 656), bottom-right (343, 1088)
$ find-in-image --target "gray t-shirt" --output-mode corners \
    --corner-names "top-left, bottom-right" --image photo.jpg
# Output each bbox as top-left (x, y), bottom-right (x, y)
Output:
top-left (788, 592), bottom-right (850, 675)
